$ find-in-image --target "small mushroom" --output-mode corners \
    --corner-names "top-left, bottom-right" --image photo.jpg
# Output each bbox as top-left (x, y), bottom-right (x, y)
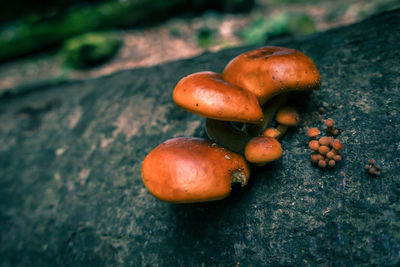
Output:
top-left (141, 137), bottom-right (250, 203)
top-left (318, 145), bottom-right (330, 155)
top-left (307, 127), bottom-right (321, 140)
top-left (365, 158), bottom-right (381, 177)
top-left (325, 118), bottom-right (339, 136)
top-left (275, 106), bottom-right (300, 138)
top-left (262, 127), bottom-right (281, 139)
top-left (333, 154), bottom-right (342, 162)
top-left (308, 140), bottom-right (320, 151)
top-left (318, 159), bottom-right (327, 168)
top-left (318, 136), bottom-right (331, 146)
top-left (222, 46), bottom-right (321, 104)
top-left (244, 136), bottom-right (283, 166)
top-left (328, 159), bottom-right (336, 168)
top-left (331, 139), bottom-right (343, 154)
top-left (326, 151), bottom-right (335, 159)
top-left (311, 153), bottom-right (324, 164)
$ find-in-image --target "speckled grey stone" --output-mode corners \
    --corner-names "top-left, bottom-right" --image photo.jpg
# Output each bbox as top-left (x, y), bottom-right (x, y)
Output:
top-left (1, 9), bottom-right (400, 266)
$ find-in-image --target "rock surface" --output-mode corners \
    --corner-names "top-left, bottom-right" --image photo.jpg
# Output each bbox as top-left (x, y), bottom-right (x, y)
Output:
top-left (1, 9), bottom-right (400, 266)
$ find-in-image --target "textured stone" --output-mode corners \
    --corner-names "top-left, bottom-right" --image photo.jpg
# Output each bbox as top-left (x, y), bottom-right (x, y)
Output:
top-left (1, 9), bottom-right (400, 266)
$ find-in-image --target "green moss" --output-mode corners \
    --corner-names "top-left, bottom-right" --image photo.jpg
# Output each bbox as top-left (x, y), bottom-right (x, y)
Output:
top-left (197, 27), bottom-right (216, 49)
top-left (0, 0), bottom-right (184, 62)
top-left (62, 32), bottom-right (121, 68)
top-left (241, 12), bottom-right (317, 45)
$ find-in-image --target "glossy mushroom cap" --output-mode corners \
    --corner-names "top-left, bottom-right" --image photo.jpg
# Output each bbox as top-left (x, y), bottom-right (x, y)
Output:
top-left (275, 106), bottom-right (300, 127)
top-left (308, 140), bottom-right (320, 151)
top-left (262, 127), bottom-right (280, 138)
top-left (307, 127), bottom-right (321, 139)
top-left (325, 118), bottom-right (335, 128)
top-left (222, 46), bottom-right (321, 104)
top-left (141, 137), bottom-right (250, 203)
top-left (332, 139), bottom-right (343, 151)
top-left (244, 136), bottom-right (283, 164)
top-left (319, 136), bottom-right (332, 146)
top-left (173, 71), bottom-right (263, 123)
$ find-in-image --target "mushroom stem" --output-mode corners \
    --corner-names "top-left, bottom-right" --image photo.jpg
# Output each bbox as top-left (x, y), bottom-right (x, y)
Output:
top-left (244, 93), bottom-right (288, 135)
top-left (274, 106), bottom-right (300, 139)
top-left (325, 118), bottom-right (339, 136)
top-left (231, 170), bottom-right (249, 187)
top-left (252, 162), bottom-right (267, 167)
top-left (206, 118), bottom-right (251, 153)
top-left (276, 124), bottom-right (289, 139)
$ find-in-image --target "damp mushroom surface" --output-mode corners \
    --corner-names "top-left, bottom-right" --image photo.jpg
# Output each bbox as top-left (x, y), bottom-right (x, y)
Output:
top-left (141, 137), bottom-right (250, 203)
top-left (222, 46), bottom-right (321, 104)
top-left (172, 71), bottom-right (263, 123)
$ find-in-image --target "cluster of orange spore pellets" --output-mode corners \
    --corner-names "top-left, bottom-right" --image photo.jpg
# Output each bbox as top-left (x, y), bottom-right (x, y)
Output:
top-left (307, 119), bottom-right (343, 168)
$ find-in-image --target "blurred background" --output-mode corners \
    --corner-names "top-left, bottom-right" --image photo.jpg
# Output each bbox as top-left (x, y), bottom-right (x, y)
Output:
top-left (0, 0), bottom-right (399, 91)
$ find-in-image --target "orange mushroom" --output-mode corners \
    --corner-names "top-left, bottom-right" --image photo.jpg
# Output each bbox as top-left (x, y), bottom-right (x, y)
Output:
top-left (262, 127), bottom-right (280, 139)
top-left (141, 137), bottom-right (250, 203)
top-left (307, 127), bottom-right (320, 140)
top-left (331, 139), bottom-right (343, 154)
top-left (308, 140), bottom-right (320, 151)
top-left (173, 71), bottom-right (263, 123)
top-left (325, 118), bottom-right (339, 136)
top-left (222, 46), bottom-right (321, 104)
top-left (275, 106), bottom-right (300, 138)
top-left (244, 136), bottom-right (283, 166)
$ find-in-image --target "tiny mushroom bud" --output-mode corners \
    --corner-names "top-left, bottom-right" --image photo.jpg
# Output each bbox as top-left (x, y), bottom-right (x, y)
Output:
top-left (275, 106), bottom-right (300, 138)
top-left (326, 151), bottom-right (335, 159)
top-left (319, 136), bottom-right (331, 146)
top-left (308, 140), bottom-right (320, 151)
top-left (262, 127), bottom-right (281, 139)
top-left (332, 139), bottom-right (344, 154)
top-left (311, 153), bottom-right (320, 164)
top-left (334, 154), bottom-right (342, 162)
top-left (328, 159), bottom-right (336, 167)
top-left (141, 137), bottom-right (250, 203)
top-left (307, 127), bottom-right (320, 140)
top-left (369, 167), bottom-right (380, 176)
top-left (244, 136), bottom-right (283, 166)
top-left (365, 158), bottom-right (381, 177)
top-left (318, 145), bottom-right (330, 155)
top-left (325, 118), bottom-right (334, 128)
top-left (325, 118), bottom-right (339, 136)
top-left (318, 159), bottom-right (327, 168)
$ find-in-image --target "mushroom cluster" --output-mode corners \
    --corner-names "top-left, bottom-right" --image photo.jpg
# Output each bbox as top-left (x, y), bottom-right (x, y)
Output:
top-left (365, 158), bottom-right (381, 176)
top-left (142, 46), bottom-right (321, 203)
top-left (307, 119), bottom-right (343, 168)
